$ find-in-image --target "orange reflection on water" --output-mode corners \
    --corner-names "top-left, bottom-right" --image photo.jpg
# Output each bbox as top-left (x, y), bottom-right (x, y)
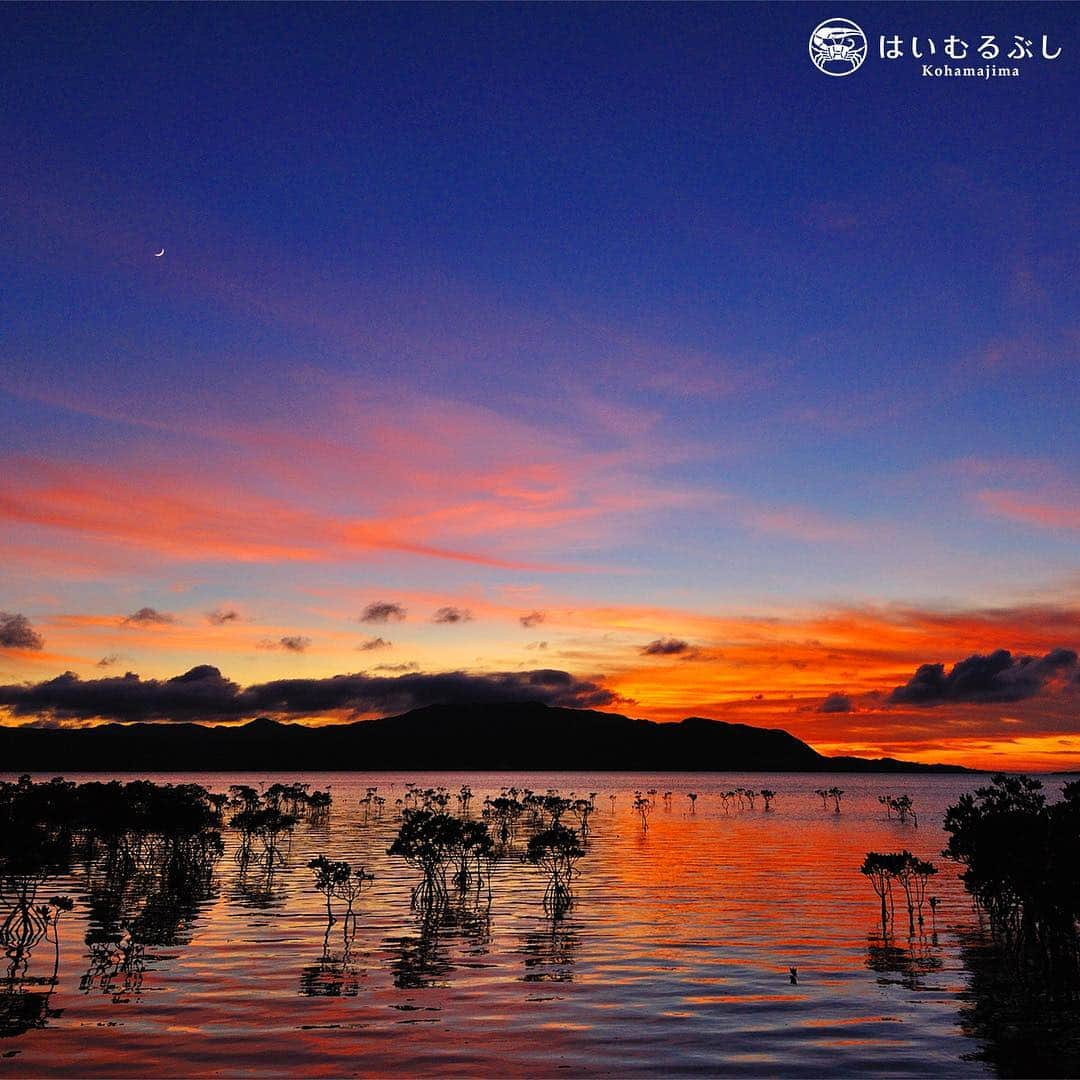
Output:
top-left (2, 770), bottom-right (1073, 1076)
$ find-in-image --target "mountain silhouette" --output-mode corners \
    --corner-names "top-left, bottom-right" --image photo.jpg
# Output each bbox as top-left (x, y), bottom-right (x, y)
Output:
top-left (0, 702), bottom-right (968, 772)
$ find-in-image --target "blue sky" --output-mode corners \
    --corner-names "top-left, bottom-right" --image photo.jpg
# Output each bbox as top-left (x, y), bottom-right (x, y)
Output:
top-left (1, 3), bottom-right (1078, 766)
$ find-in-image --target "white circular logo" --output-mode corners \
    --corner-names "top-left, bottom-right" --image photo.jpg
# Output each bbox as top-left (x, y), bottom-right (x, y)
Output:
top-left (809, 18), bottom-right (867, 76)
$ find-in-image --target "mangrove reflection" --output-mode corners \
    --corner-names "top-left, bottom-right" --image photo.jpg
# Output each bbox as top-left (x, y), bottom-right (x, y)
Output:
top-left (1, 775), bottom-right (225, 1014)
top-left (299, 855), bottom-right (374, 997)
top-left (382, 898), bottom-right (493, 991)
top-left (940, 775), bottom-right (1080, 1077)
top-left (0, 895), bottom-right (70, 1039)
top-left (955, 925), bottom-right (1080, 1078)
top-left (864, 932), bottom-right (943, 991)
top-left (299, 918), bottom-right (364, 998)
top-left (520, 916), bottom-right (580, 983)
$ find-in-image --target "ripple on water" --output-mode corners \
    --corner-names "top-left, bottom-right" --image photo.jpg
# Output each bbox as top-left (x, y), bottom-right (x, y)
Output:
top-left (3, 770), bottom-right (1077, 1076)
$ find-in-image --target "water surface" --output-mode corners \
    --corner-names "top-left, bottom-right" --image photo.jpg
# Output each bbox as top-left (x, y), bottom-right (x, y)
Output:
top-left (3, 771), bottom-right (1077, 1077)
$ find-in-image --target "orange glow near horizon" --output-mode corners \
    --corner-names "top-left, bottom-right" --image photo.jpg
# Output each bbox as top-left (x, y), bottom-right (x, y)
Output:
top-left (2, 373), bottom-right (1078, 777)
top-left (3, 591), bottom-right (1078, 773)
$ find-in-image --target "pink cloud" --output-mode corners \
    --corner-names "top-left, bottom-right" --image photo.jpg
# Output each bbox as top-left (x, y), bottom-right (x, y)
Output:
top-left (978, 489), bottom-right (1080, 532)
top-left (734, 503), bottom-right (867, 544)
top-left (0, 456), bottom-right (572, 571)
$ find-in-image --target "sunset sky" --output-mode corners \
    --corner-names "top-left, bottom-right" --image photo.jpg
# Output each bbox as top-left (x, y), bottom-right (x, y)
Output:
top-left (2, 4), bottom-right (1078, 770)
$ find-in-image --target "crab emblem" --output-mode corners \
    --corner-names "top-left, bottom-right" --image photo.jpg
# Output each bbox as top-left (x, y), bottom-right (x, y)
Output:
top-left (809, 19), bottom-right (868, 76)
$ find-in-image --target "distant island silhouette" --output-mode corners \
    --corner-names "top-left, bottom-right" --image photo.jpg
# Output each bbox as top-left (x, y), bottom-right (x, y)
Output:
top-left (0, 702), bottom-right (969, 772)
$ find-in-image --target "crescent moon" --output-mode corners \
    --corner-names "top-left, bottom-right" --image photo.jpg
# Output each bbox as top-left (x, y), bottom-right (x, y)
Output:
top-left (154, 248), bottom-right (165, 257)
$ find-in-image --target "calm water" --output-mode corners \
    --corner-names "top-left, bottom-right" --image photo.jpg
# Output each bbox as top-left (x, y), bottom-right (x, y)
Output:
top-left (3, 771), bottom-right (1078, 1077)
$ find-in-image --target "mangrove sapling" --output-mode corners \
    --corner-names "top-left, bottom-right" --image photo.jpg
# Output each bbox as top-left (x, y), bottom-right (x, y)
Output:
top-left (688, 792), bottom-right (698, 814)
top-left (388, 809), bottom-right (485, 909)
top-left (408, 786), bottom-right (451, 812)
top-left (909, 857), bottom-right (937, 930)
top-left (633, 793), bottom-right (652, 832)
top-left (309, 856), bottom-right (351, 924)
top-left (265, 782), bottom-right (309, 816)
top-left (887, 852), bottom-right (937, 934)
top-left (828, 787), bottom-right (844, 813)
top-left (388, 810), bottom-right (450, 908)
top-left (336, 865), bottom-right (373, 930)
top-left (525, 824), bottom-right (585, 916)
top-left (449, 819), bottom-right (494, 894)
top-left (893, 795), bottom-right (918, 828)
top-left (814, 788), bottom-right (829, 810)
top-left (541, 794), bottom-right (572, 827)
top-left (760, 789), bottom-right (776, 811)
top-left (879, 794), bottom-right (918, 827)
top-left (482, 843), bottom-right (498, 906)
top-left (306, 790), bottom-right (332, 824)
top-left (484, 795), bottom-right (524, 848)
top-left (205, 792), bottom-right (229, 823)
top-left (232, 820), bottom-right (255, 869)
top-left (229, 808), bottom-right (297, 873)
top-left (861, 852), bottom-right (891, 931)
top-left (228, 785), bottom-right (260, 813)
top-left (860, 851), bottom-right (907, 931)
top-left (259, 808), bottom-right (296, 870)
top-left (893, 851), bottom-right (918, 935)
top-left (571, 799), bottom-right (593, 838)
top-left (308, 855), bottom-right (375, 933)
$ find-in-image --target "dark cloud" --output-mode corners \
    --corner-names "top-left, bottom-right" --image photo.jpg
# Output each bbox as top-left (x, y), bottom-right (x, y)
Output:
top-left (374, 662), bottom-right (419, 673)
top-left (888, 648), bottom-right (1078, 706)
top-left (526, 641), bottom-right (548, 651)
top-left (357, 637), bottom-right (392, 652)
top-left (279, 636), bottom-right (311, 653)
top-left (0, 665), bottom-right (243, 723)
top-left (96, 654), bottom-right (122, 668)
top-left (242, 667), bottom-right (614, 716)
top-left (0, 612), bottom-right (44, 651)
top-left (207, 609), bottom-right (240, 625)
top-left (359, 602), bottom-right (407, 624)
top-left (819, 692), bottom-right (854, 713)
top-left (433, 606), bottom-right (473, 625)
top-left (640, 637), bottom-right (692, 656)
top-left (519, 610), bottom-right (546, 628)
top-left (123, 607), bottom-right (176, 626)
top-left (0, 665), bottom-right (616, 722)
top-left (257, 636), bottom-right (312, 653)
